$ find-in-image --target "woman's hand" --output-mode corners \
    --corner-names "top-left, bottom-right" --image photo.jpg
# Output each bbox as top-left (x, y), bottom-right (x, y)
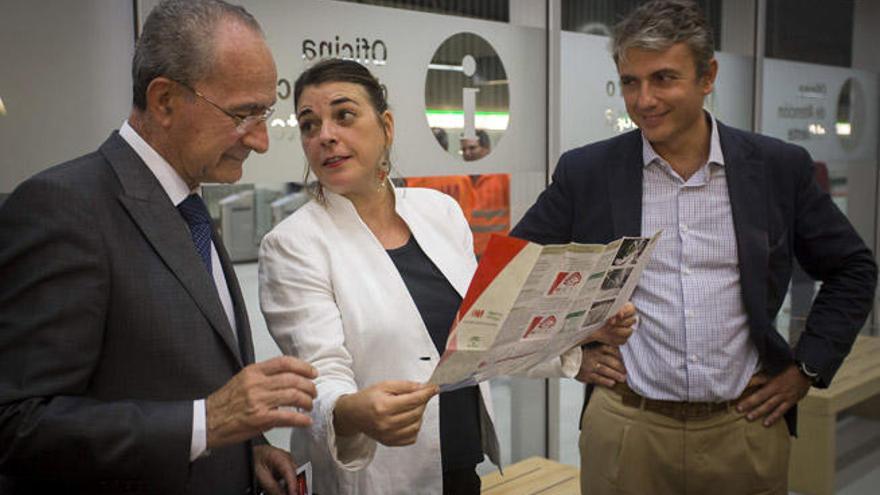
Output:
top-left (333, 381), bottom-right (439, 446)
top-left (583, 302), bottom-right (637, 347)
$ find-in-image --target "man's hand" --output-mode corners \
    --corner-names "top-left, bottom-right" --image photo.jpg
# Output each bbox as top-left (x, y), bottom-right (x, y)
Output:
top-left (206, 356), bottom-right (318, 449)
top-left (736, 365), bottom-right (811, 427)
top-left (583, 302), bottom-right (637, 347)
top-left (333, 381), bottom-right (438, 447)
top-left (254, 444), bottom-right (297, 495)
top-left (575, 344), bottom-right (627, 387)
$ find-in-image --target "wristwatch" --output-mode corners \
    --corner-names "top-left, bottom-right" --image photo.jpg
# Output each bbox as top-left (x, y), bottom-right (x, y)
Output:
top-left (796, 360), bottom-right (820, 385)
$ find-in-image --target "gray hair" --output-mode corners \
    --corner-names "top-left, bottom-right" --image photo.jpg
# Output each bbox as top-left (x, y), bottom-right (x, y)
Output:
top-left (611, 0), bottom-right (715, 78)
top-left (132, 0), bottom-right (263, 110)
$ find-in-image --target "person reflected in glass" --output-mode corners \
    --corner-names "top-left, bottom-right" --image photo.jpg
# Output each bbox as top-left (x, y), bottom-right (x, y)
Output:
top-left (460, 129), bottom-right (491, 161)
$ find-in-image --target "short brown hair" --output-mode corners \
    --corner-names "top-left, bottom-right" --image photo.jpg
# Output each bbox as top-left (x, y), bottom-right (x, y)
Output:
top-left (611, 0), bottom-right (715, 78)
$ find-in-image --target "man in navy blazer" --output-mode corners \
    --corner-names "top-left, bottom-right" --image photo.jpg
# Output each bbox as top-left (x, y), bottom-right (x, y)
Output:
top-left (512, 1), bottom-right (876, 494)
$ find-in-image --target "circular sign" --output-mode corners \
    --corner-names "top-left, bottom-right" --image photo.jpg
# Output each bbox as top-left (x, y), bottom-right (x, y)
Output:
top-left (424, 32), bottom-right (509, 162)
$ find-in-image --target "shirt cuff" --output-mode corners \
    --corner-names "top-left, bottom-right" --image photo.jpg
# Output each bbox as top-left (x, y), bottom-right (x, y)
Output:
top-left (559, 346), bottom-right (583, 378)
top-left (324, 395), bottom-right (376, 470)
top-left (190, 399), bottom-right (207, 462)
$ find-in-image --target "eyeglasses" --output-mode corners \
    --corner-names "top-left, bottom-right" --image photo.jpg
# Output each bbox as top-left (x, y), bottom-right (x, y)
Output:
top-left (174, 80), bottom-right (274, 135)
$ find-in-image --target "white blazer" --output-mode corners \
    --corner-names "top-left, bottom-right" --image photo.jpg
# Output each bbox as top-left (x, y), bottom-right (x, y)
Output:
top-left (259, 187), bottom-right (579, 495)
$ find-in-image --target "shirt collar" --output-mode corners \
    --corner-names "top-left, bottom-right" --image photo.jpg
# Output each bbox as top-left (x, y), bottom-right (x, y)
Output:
top-left (119, 120), bottom-right (199, 206)
top-left (641, 111), bottom-right (725, 169)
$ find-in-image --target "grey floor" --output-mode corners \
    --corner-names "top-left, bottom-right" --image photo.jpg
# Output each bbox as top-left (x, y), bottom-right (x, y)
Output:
top-left (237, 263), bottom-right (880, 494)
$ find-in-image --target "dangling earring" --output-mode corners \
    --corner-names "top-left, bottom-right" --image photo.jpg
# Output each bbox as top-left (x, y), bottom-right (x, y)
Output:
top-left (376, 158), bottom-right (390, 192)
top-left (304, 166), bottom-right (326, 204)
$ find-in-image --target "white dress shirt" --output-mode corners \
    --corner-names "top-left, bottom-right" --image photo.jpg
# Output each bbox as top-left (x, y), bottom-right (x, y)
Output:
top-left (625, 114), bottom-right (760, 402)
top-left (119, 121), bottom-right (237, 460)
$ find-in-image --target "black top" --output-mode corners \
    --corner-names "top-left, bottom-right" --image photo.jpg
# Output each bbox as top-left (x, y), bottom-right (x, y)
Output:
top-left (386, 236), bottom-right (484, 472)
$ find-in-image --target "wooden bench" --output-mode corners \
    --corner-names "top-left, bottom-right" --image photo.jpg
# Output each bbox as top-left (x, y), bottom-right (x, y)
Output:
top-left (789, 335), bottom-right (880, 495)
top-left (481, 457), bottom-right (579, 494)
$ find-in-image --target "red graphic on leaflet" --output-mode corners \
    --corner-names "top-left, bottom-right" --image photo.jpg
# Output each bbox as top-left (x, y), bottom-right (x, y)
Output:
top-left (547, 271), bottom-right (583, 295)
top-left (441, 234), bottom-right (529, 356)
top-left (522, 315), bottom-right (558, 338)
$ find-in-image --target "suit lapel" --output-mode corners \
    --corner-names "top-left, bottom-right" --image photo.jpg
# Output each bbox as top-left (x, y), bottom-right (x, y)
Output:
top-left (719, 123), bottom-right (769, 350)
top-left (216, 235), bottom-right (254, 365)
top-left (610, 131), bottom-right (644, 238)
top-left (100, 133), bottom-right (244, 366)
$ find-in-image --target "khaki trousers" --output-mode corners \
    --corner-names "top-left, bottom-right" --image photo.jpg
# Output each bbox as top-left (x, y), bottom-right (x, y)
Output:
top-left (579, 386), bottom-right (790, 495)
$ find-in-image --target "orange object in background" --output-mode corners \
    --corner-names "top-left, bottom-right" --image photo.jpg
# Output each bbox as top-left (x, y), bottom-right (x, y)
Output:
top-left (469, 174), bottom-right (510, 257)
top-left (404, 174), bottom-right (510, 258)
top-left (404, 175), bottom-right (475, 223)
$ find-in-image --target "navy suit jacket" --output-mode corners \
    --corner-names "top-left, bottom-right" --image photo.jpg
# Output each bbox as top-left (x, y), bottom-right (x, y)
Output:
top-left (511, 121), bottom-right (877, 433)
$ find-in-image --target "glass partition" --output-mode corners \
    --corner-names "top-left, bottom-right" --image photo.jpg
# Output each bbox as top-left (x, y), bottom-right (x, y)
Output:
top-left (759, 0), bottom-right (879, 342)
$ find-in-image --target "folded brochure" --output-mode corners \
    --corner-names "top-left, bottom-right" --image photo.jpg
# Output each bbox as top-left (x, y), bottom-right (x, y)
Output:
top-left (430, 232), bottom-right (661, 392)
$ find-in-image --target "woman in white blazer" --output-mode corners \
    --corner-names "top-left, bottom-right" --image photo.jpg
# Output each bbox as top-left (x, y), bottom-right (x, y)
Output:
top-left (259, 59), bottom-right (634, 495)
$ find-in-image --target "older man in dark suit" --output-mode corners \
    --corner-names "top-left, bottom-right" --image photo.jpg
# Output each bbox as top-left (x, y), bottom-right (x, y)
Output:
top-left (512, 1), bottom-right (876, 494)
top-left (0, 1), bottom-right (316, 494)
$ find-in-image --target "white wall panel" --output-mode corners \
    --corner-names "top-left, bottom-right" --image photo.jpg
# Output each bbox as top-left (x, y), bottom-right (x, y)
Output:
top-left (0, 0), bottom-right (134, 192)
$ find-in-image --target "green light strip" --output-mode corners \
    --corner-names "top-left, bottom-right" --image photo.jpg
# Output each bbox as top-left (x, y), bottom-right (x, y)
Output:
top-left (425, 109), bottom-right (509, 117)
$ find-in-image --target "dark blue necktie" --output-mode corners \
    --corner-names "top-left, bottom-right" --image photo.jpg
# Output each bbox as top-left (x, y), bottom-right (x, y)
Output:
top-left (177, 194), bottom-right (214, 282)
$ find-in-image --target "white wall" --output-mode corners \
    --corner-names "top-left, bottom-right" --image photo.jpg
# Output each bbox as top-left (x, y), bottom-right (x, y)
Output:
top-left (0, 0), bottom-right (134, 192)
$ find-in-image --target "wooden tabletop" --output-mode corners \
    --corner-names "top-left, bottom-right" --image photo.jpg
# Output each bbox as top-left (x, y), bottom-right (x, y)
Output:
top-left (481, 457), bottom-right (580, 494)
top-left (800, 335), bottom-right (880, 415)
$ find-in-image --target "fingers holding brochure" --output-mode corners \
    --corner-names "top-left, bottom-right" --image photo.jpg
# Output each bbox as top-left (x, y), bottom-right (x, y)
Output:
top-left (584, 302), bottom-right (637, 347)
top-left (333, 381), bottom-right (440, 446)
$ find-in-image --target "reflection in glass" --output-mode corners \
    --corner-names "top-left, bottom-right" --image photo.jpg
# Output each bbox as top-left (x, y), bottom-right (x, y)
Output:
top-left (836, 77), bottom-right (864, 150)
top-left (402, 173), bottom-right (510, 258)
top-left (425, 32), bottom-right (509, 161)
